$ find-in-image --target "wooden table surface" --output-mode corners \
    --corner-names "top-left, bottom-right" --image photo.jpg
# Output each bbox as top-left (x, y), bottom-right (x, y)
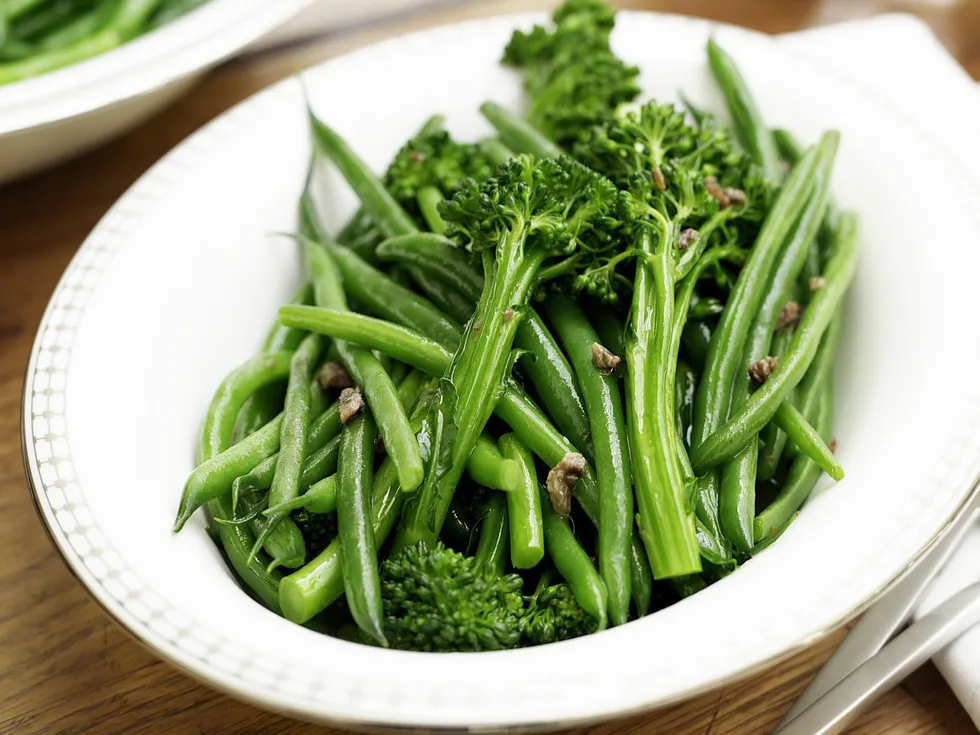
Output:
top-left (3, 1), bottom-right (980, 733)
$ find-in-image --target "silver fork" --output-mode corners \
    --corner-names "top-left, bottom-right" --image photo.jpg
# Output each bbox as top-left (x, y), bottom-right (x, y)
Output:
top-left (773, 483), bottom-right (980, 734)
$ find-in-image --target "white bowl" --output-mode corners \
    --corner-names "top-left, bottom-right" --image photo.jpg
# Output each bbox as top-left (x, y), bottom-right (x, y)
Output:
top-left (0, 0), bottom-right (315, 184)
top-left (22, 10), bottom-right (980, 731)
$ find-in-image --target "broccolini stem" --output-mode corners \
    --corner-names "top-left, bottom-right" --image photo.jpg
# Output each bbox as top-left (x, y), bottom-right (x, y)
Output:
top-left (397, 233), bottom-right (545, 547)
top-left (626, 231), bottom-right (701, 579)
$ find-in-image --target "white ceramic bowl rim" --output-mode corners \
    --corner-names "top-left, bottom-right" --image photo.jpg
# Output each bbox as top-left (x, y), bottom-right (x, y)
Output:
top-left (22, 10), bottom-right (980, 731)
top-left (0, 0), bottom-right (315, 135)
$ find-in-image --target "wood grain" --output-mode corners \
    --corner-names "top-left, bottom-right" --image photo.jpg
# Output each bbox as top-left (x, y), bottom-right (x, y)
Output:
top-left (2, 1), bottom-right (979, 733)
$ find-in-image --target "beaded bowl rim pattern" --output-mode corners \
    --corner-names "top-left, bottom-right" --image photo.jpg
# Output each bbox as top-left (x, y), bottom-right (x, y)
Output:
top-left (21, 10), bottom-right (980, 731)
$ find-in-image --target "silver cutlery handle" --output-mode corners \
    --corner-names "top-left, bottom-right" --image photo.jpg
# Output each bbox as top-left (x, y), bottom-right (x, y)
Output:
top-left (776, 579), bottom-right (980, 735)
top-left (775, 495), bottom-right (980, 729)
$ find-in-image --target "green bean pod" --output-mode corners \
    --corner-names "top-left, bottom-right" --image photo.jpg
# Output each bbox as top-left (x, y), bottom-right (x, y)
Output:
top-left (718, 133), bottom-right (838, 551)
top-left (757, 326), bottom-right (794, 481)
top-left (755, 378), bottom-right (834, 542)
top-left (173, 351), bottom-right (295, 531)
top-left (479, 101), bottom-right (565, 159)
top-left (282, 301), bottom-right (653, 614)
top-left (416, 185), bottom-right (447, 234)
top-left (468, 434), bottom-right (524, 494)
top-left (405, 266), bottom-right (474, 325)
top-left (376, 233), bottom-right (484, 299)
top-left (256, 333), bottom-right (325, 568)
top-left (265, 475), bottom-right (337, 517)
top-left (478, 137), bottom-right (514, 167)
top-left (514, 309), bottom-right (594, 460)
top-left (706, 39), bottom-right (781, 184)
top-left (278, 395), bottom-right (434, 623)
top-left (320, 240), bottom-right (462, 348)
top-left (675, 360), bottom-right (697, 450)
top-left (772, 402), bottom-right (843, 480)
top-left (692, 212), bottom-right (858, 471)
top-left (309, 114), bottom-right (417, 239)
top-left (497, 434), bottom-right (545, 570)
top-left (336, 404), bottom-right (386, 646)
top-left (307, 243), bottom-right (424, 492)
top-left (474, 491), bottom-right (510, 576)
top-left (787, 314), bottom-right (842, 459)
top-left (545, 293), bottom-right (631, 626)
top-left (541, 489), bottom-right (608, 632)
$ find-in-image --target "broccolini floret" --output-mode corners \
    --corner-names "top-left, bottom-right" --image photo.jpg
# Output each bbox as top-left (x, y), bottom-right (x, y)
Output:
top-left (292, 509), bottom-right (337, 559)
top-left (381, 541), bottom-right (525, 652)
top-left (502, 0), bottom-right (640, 149)
top-left (520, 583), bottom-right (598, 645)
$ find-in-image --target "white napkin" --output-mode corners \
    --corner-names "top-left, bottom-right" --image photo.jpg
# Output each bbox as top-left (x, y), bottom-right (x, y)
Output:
top-left (779, 15), bottom-right (980, 731)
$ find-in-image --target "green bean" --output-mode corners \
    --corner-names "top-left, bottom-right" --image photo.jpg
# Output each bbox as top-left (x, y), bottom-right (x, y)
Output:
top-left (279, 306), bottom-right (452, 376)
top-left (755, 378), bottom-right (833, 542)
top-left (675, 360), bottom-right (697, 450)
top-left (376, 233), bottom-right (483, 300)
top-left (492, 387), bottom-right (653, 617)
top-left (541, 489), bottom-right (608, 631)
top-left (319, 115), bottom-right (446, 263)
top-left (787, 314), bottom-right (841, 458)
top-left (758, 326), bottom-right (795, 481)
top-left (274, 307), bottom-right (653, 613)
top-left (255, 333), bottom-right (325, 568)
top-left (468, 433), bottom-right (524, 494)
top-left (278, 393), bottom-right (435, 623)
top-left (689, 138), bottom-right (827, 550)
top-left (199, 351), bottom-right (294, 462)
top-left (0, 0), bottom-right (163, 84)
top-left (591, 310), bottom-right (625, 356)
top-left (395, 368), bottom-right (430, 414)
top-left (478, 137), bottom-right (514, 167)
top-left (307, 243), bottom-right (423, 492)
top-left (231, 284), bottom-right (312, 444)
top-left (693, 212), bottom-right (858, 471)
top-left (265, 475), bottom-right (337, 517)
top-left (497, 434), bottom-right (545, 570)
top-left (309, 115), bottom-right (417, 239)
top-left (772, 401), bottom-right (843, 480)
top-left (514, 309), bottom-right (594, 460)
top-left (173, 351), bottom-right (294, 530)
top-left (672, 246), bottom-right (747, 561)
top-left (416, 185), bottom-right (447, 234)
top-left (479, 101), bottom-right (565, 159)
top-left (319, 240), bottom-right (462, 347)
top-left (774, 128), bottom-right (837, 255)
top-left (692, 139), bottom-right (826, 453)
top-left (233, 401), bottom-right (340, 495)
top-left (717, 134), bottom-right (838, 551)
top-left (190, 365), bottom-right (282, 611)
top-left (681, 319), bottom-right (713, 373)
top-left (545, 293), bottom-right (630, 625)
top-left (336, 403), bottom-right (386, 646)
top-left (474, 491), bottom-right (510, 576)
top-left (706, 39), bottom-right (781, 184)
top-left (404, 266), bottom-right (474, 325)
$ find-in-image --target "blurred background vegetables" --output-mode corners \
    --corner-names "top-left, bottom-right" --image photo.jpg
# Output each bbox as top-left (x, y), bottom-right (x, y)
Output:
top-left (0, 0), bottom-right (210, 85)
